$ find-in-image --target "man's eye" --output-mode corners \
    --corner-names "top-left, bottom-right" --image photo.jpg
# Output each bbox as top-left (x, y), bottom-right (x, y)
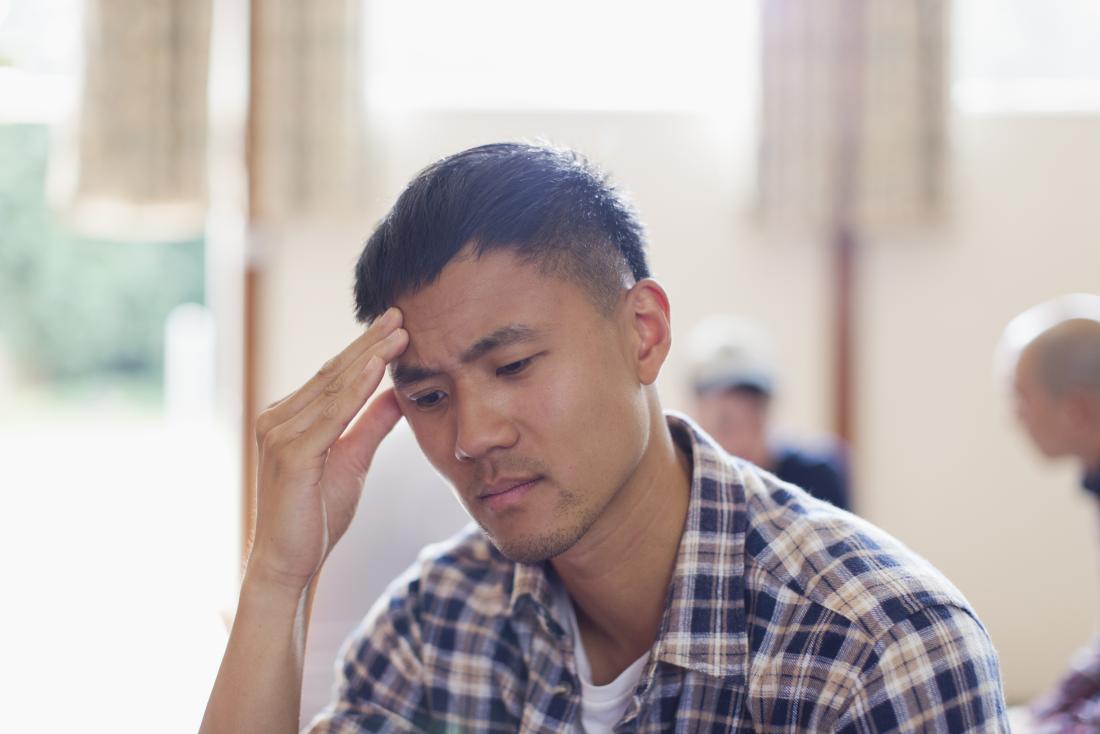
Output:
top-left (496, 358), bottom-right (532, 377)
top-left (414, 390), bottom-right (446, 408)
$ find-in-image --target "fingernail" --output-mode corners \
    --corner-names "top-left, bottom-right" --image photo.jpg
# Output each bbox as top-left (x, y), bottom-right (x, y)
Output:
top-left (385, 328), bottom-right (406, 343)
top-left (364, 355), bottom-right (381, 373)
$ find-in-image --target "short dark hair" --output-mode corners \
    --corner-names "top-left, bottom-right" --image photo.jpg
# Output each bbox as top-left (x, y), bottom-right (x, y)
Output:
top-left (353, 142), bottom-right (650, 323)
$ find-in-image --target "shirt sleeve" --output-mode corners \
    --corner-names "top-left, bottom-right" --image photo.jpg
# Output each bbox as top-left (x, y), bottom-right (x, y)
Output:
top-left (833, 604), bottom-right (1009, 733)
top-left (304, 576), bottom-right (432, 734)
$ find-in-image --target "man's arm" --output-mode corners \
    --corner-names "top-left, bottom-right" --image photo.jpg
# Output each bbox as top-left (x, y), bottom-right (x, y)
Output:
top-left (834, 605), bottom-right (1010, 733)
top-left (200, 309), bottom-right (409, 734)
top-left (200, 569), bottom-right (315, 732)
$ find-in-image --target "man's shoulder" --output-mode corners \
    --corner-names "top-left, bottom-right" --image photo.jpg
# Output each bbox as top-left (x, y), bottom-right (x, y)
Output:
top-left (384, 522), bottom-right (515, 617)
top-left (739, 465), bottom-right (977, 642)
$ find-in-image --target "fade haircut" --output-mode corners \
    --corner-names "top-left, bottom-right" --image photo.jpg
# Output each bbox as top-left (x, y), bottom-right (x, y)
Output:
top-left (353, 142), bottom-right (650, 323)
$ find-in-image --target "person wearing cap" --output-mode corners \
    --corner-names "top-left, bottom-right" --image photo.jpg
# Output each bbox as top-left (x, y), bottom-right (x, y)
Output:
top-left (685, 315), bottom-right (851, 511)
top-left (998, 293), bottom-right (1100, 733)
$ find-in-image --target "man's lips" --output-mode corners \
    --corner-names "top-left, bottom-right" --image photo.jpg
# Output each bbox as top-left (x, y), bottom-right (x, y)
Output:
top-left (478, 477), bottom-right (542, 513)
top-left (478, 477), bottom-right (542, 499)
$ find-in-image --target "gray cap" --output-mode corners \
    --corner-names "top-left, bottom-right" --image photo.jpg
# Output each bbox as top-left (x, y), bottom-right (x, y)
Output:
top-left (685, 315), bottom-right (777, 395)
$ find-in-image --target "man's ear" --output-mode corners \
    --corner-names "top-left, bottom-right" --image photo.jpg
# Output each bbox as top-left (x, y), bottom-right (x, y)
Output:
top-left (622, 278), bottom-right (672, 386)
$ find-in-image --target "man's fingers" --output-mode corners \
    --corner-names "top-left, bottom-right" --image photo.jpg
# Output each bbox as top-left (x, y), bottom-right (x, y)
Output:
top-left (286, 328), bottom-right (408, 457)
top-left (333, 387), bottom-right (403, 476)
top-left (255, 307), bottom-right (402, 445)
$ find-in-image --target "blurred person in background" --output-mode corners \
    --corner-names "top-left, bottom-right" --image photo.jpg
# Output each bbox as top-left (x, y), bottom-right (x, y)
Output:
top-left (1000, 293), bottom-right (1100, 734)
top-left (686, 315), bottom-right (851, 511)
top-left (201, 143), bottom-right (1007, 733)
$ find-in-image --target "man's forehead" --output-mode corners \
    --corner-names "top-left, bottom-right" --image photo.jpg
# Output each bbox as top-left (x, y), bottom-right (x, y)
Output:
top-left (1014, 345), bottom-right (1041, 383)
top-left (394, 248), bottom-right (559, 316)
top-left (389, 320), bottom-right (548, 387)
top-left (392, 248), bottom-right (599, 334)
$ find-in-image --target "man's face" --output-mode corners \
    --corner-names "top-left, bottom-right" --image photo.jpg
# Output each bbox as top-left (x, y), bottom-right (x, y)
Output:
top-left (692, 388), bottom-right (769, 462)
top-left (1013, 349), bottom-right (1075, 459)
top-left (390, 249), bottom-right (650, 563)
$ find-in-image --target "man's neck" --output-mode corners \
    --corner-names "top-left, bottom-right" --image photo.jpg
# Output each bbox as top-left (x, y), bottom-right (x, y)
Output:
top-left (550, 412), bottom-right (692, 684)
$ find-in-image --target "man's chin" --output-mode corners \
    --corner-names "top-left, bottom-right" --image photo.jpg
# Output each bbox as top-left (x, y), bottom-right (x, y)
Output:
top-left (481, 524), bottom-right (584, 565)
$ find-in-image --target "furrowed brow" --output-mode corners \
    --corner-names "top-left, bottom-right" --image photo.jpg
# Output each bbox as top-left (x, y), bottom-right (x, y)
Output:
top-left (460, 324), bottom-right (540, 364)
top-left (390, 324), bottom-right (542, 389)
top-left (390, 363), bottom-right (441, 389)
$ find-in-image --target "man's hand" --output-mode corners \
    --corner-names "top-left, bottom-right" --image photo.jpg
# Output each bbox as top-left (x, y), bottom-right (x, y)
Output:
top-left (200, 308), bottom-right (409, 734)
top-left (247, 307), bottom-right (409, 594)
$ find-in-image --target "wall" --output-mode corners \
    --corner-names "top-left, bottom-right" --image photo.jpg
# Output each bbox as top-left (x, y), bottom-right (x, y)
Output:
top-left (258, 109), bottom-right (1100, 706)
top-left (859, 114), bottom-right (1100, 701)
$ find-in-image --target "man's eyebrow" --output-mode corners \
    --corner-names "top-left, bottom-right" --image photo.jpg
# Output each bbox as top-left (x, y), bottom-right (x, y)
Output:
top-left (390, 324), bottom-right (542, 389)
top-left (459, 324), bottom-right (540, 364)
top-left (390, 363), bottom-right (441, 389)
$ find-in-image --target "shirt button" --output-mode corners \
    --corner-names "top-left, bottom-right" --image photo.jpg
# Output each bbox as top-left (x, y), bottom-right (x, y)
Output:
top-left (553, 680), bottom-right (573, 696)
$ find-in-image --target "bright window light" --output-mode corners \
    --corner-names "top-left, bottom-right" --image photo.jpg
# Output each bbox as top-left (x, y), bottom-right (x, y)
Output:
top-left (0, 0), bottom-right (81, 123)
top-left (953, 0), bottom-right (1100, 114)
top-left (364, 0), bottom-right (756, 111)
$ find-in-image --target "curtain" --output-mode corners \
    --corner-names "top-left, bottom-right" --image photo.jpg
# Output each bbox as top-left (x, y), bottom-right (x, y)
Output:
top-left (54, 0), bottom-right (212, 240)
top-left (757, 0), bottom-right (946, 237)
top-left (251, 0), bottom-right (366, 223)
top-left (55, 0), bottom-right (367, 237)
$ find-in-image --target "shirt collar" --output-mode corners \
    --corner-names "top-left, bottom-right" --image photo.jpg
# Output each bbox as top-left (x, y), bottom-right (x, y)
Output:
top-left (508, 554), bottom-right (566, 638)
top-left (504, 412), bottom-right (750, 680)
top-left (651, 412), bottom-right (749, 681)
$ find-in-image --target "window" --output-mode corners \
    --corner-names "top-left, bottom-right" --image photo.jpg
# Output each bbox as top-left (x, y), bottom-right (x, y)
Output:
top-left (953, 0), bottom-right (1100, 114)
top-left (1, 2), bottom-right (235, 729)
top-left (364, 0), bottom-right (756, 111)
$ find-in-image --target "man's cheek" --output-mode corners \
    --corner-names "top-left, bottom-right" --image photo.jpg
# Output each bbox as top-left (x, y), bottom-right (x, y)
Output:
top-left (399, 404), bottom-right (439, 455)
top-left (404, 413), bottom-right (449, 468)
top-left (534, 363), bottom-right (586, 422)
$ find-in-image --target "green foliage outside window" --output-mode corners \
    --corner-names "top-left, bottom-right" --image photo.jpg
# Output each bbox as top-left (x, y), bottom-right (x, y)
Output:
top-left (0, 124), bottom-right (205, 393)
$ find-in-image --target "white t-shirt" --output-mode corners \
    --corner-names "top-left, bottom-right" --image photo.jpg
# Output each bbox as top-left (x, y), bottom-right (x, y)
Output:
top-left (558, 589), bottom-right (650, 734)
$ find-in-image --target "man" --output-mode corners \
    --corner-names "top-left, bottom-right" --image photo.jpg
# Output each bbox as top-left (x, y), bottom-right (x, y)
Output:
top-left (201, 143), bottom-right (1008, 732)
top-left (686, 315), bottom-right (850, 510)
top-left (999, 294), bottom-right (1100, 733)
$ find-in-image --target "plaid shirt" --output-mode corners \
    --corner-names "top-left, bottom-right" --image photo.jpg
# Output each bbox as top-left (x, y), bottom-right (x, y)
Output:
top-left (1029, 480), bottom-right (1100, 732)
top-left (307, 414), bottom-right (1008, 733)
top-left (1030, 636), bottom-right (1100, 733)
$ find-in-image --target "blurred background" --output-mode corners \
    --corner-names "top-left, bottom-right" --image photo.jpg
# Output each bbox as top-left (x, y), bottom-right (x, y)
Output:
top-left (2, 0), bottom-right (1099, 729)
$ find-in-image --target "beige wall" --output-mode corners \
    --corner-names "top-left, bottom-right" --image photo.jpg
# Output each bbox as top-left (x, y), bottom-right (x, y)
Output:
top-left (859, 115), bottom-right (1100, 702)
top-left (258, 110), bottom-right (1100, 705)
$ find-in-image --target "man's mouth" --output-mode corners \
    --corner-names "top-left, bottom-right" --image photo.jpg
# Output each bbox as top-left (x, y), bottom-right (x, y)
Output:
top-left (477, 477), bottom-right (542, 511)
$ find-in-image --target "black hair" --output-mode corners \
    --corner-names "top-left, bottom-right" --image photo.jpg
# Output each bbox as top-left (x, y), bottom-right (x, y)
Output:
top-left (353, 142), bottom-right (650, 323)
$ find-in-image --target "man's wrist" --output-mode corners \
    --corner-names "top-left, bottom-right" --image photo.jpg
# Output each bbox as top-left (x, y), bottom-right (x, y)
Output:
top-left (240, 562), bottom-right (313, 614)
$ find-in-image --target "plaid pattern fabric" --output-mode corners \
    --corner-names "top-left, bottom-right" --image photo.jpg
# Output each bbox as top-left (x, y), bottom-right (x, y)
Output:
top-left (306, 414), bottom-right (1008, 733)
top-left (1031, 578), bottom-right (1100, 733)
top-left (1030, 637), bottom-right (1100, 732)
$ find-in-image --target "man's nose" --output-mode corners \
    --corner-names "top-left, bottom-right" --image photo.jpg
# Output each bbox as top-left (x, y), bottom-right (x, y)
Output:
top-left (453, 392), bottom-right (518, 462)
